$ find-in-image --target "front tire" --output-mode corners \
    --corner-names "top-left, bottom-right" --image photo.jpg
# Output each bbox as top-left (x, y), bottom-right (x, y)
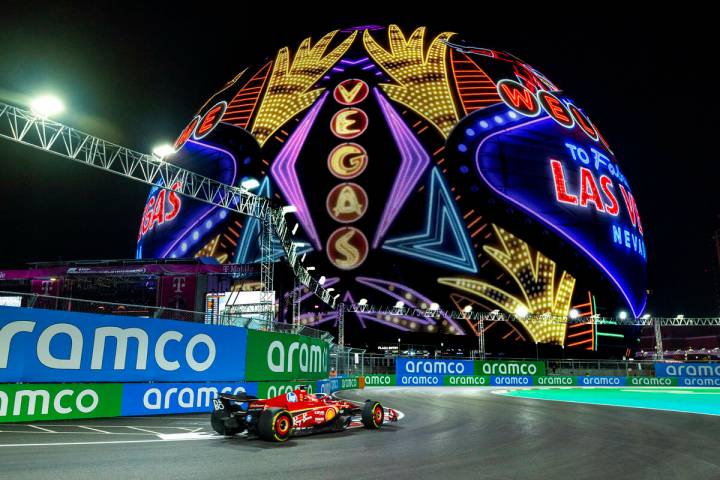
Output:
top-left (258, 408), bottom-right (293, 442)
top-left (361, 400), bottom-right (384, 429)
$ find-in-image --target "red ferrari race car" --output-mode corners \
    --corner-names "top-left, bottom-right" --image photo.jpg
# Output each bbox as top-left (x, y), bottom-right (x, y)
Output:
top-left (210, 386), bottom-right (399, 442)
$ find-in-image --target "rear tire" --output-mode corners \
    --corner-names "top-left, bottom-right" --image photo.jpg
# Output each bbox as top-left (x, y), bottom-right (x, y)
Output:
top-left (258, 408), bottom-right (293, 442)
top-left (211, 408), bottom-right (241, 436)
top-left (361, 400), bottom-right (384, 429)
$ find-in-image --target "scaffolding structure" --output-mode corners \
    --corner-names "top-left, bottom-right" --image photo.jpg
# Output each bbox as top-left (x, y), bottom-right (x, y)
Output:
top-left (0, 101), bottom-right (337, 329)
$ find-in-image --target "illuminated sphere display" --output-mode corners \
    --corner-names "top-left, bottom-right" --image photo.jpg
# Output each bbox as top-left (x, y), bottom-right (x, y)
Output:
top-left (137, 25), bottom-right (646, 349)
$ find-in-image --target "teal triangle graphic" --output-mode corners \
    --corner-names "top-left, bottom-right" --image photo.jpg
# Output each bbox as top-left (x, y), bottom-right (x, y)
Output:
top-left (383, 168), bottom-right (478, 273)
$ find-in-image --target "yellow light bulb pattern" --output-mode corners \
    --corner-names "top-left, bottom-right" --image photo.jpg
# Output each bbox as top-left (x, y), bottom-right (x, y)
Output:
top-left (439, 224), bottom-right (576, 345)
top-left (251, 30), bottom-right (357, 145)
top-left (363, 25), bottom-right (459, 138)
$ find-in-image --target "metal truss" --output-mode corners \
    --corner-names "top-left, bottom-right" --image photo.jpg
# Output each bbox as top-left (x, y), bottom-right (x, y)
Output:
top-left (0, 101), bottom-right (336, 309)
top-left (344, 303), bottom-right (720, 327)
top-left (291, 277), bottom-right (301, 330)
top-left (259, 214), bottom-right (275, 327)
top-left (336, 302), bottom-right (346, 349)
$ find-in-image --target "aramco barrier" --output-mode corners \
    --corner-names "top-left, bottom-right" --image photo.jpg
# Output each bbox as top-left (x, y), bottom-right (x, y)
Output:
top-left (3, 307), bottom-right (720, 423)
top-left (0, 306), bottom-right (336, 422)
top-left (360, 358), bottom-right (717, 387)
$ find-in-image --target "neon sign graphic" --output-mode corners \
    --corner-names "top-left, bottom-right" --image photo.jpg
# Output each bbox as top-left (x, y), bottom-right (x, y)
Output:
top-left (330, 108), bottom-right (368, 139)
top-left (326, 183), bottom-right (368, 223)
top-left (326, 227), bottom-right (368, 270)
top-left (327, 143), bottom-right (368, 179)
top-left (458, 107), bottom-right (646, 316)
top-left (138, 181), bottom-right (182, 241)
top-left (383, 168), bottom-right (477, 273)
top-left (333, 79), bottom-right (369, 105)
top-left (372, 88), bottom-right (430, 248)
top-left (146, 25), bottom-right (648, 341)
top-left (270, 92), bottom-right (328, 251)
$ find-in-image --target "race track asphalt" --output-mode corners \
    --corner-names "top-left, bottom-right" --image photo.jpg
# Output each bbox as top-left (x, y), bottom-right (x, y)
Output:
top-left (1, 386), bottom-right (719, 480)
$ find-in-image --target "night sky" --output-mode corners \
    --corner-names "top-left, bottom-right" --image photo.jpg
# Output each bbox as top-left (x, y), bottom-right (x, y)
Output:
top-left (1, 3), bottom-right (717, 316)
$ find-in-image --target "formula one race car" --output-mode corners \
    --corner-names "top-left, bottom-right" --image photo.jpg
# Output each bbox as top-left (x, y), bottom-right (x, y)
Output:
top-left (210, 386), bottom-right (398, 442)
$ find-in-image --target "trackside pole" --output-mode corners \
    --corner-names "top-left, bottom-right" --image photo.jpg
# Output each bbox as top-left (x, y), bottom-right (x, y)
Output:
top-left (653, 318), bottom-right (664, 360)
top-left (337, 302), bottom-right (345, 374)
top-left (477, 317), bottom-right (486, 360)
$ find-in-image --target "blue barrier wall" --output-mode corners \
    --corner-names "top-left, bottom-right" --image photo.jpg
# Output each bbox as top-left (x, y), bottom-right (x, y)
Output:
top-left (121, 382), bottom-right (258, 415)
top-left (655, 362), bottom-right (720, 378)
top-left (0, 306), bottom-right (247, 382)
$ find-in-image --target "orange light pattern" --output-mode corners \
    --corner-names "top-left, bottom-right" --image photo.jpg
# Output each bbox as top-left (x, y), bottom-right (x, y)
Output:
top-left (222, 62), bottom-right (272, 129)
top-left (194, 233), bottom-right (230, 264)
top-left (363, 25), bottom-right (458, 137)
top-left (196, 68), bottom-right (248, 115)
top-left (566, 292), bottom-right (596, 350)
top-left (251, 30), bottom-right (357, 145)
top-left (450, 50), bottom-right (501, 115)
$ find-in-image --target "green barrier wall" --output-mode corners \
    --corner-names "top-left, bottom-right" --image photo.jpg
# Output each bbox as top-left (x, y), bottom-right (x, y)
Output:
top-left (474, 360), bottom-right (545, 376)
top-left (535, 376), bottom-right (578, 386)
top-left (363, 374), bottom-right (396, 387)
top-left (627, 377), bottom-right (678, 386)
top-left (0, 383), bottom-right (122, 423)
top-left (444, 375), bottom-right (490, 386)
top-left (256, 381), bottom-right (317, 398)
top-left (245, 330), bottom-right (329, 381)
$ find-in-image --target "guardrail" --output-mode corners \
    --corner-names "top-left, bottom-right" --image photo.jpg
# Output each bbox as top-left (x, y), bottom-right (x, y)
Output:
top-left (0, 290), bottom-right (333, 340)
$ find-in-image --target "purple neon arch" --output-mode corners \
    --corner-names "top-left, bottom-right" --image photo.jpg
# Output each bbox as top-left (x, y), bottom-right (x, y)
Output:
top-left (372, 88), bottom-right (431, 248)
top-left (356, 276), bottom-right (464, 334)
top-left (472, 115), bottom-right (647, 317)
top-left (270, 92), bottom-right (329, 250)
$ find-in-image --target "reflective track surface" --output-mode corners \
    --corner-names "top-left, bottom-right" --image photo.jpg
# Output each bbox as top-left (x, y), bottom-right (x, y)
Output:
top-left (1, 387), bottom-right (719, 480)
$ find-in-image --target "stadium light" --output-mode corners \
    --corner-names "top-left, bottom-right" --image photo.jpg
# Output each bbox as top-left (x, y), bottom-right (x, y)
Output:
top-left (306, 266), bottom-right (315, 271)
top-left (318, 275), bottom-right (326, 285)
top-left (30, 94), bottom-right (64, 118)
top-left (618, 311), bottom-right (628, 320)
top-left (514, 305), bottom-right (529, 318)
top-left (358, 298), bottom-right (368, 305)
top-left (281, 205), bottom-right (297, 215)
top-left (291, 223), bottom-right (299, 235)
top-left (326, 288), bottom-right (335, 293)
top-left (642, 313), bottom-right (651, 320)
top-left (463, 305), bottom-right (473, 313)
top-left (241, 178), bottom-right (260, 190)
top-left (676, 314), bottom-right (685, 319)
top-left (394, 300), bottom-right (405, 309)
top-left (152, 144), bottom-right (175, 158)
top-left (569, 309), bottom-right (580, 319)
top-left (429, 302), bottom-right (440, 310)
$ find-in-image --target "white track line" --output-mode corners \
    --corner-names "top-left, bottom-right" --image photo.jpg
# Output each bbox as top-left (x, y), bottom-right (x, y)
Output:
top-left (0, 431), bottom-right (165, 436)
top-left (0, 436), bottom-right (223, 448)
top-left (77, 426), bottom-right (111, 434)
top-left (27, 425), bottom-right (55, 433)
top-left (125, 426), bottom-right (162, 435)
top-left (1, 424), bottom-right (198, 429)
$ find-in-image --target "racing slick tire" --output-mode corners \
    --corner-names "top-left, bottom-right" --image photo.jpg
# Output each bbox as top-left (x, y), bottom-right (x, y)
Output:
top-left (211, 407), bottom-right (241, 436)
top-left (258, 408), bottom-right (293, 442)
top-left (361, 400), bottom-right (384, 429)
